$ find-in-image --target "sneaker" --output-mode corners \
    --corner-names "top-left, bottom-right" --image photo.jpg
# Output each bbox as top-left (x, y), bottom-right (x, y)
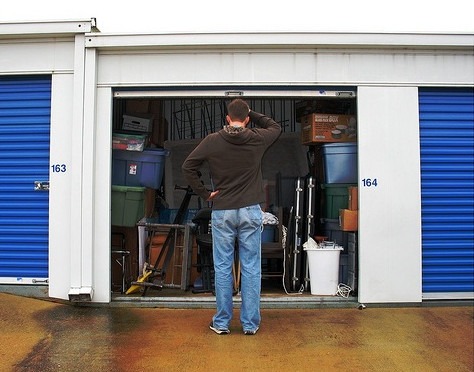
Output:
top-left (209, 322), bottom-right (230, 335)
top-left (243, 326), bottom-right (259, 335)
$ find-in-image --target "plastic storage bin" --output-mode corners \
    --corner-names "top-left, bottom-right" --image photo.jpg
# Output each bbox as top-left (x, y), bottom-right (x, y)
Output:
top-left (112, 148), bottom-right (169, 189)
top-left (112, 133), bottom-right (147, 151)
top-left (322, 143), bottom-right (358, 183)
top-left (111, 185), bottom-right (145, 227)
top-left (262, 225), bottom-right (277, 242)
top-left (158, 208), bottom-right (199, 224)
top-left (322, 218), bottom-right (349, 251)
top-left (321, 183), bottom-right (356, 219)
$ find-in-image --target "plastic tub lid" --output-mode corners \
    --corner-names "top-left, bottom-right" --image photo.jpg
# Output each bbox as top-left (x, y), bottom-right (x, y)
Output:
top-left (111, 185), bottom-right (146, 192)
top-left (303, 238), bottom-right (343, 251)
top-left (143, 147), bottom-right (170, 155)
top-left (304, 247), bottom-right (344, 251)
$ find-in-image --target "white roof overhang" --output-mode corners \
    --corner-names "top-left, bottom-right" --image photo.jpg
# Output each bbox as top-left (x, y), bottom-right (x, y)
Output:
top-left (84, 31), bottom-right (474, 51)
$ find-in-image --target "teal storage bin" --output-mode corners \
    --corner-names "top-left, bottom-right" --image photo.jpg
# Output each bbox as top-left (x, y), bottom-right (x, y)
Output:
top-left (322, 183), bottom-right (356, 219)
top-left (111, 185), bottom-right (145, 227)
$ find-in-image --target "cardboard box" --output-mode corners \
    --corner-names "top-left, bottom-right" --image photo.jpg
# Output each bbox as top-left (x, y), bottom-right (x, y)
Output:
top-left (144, 188), bottom-right (156, 218)
top-left (301, 114), bottom-right (357, 144)
top-left (348, 186), bottom-right (358, 210)
top-left (123, 114), bottom-right (153, 132)
top-left (149, 233), bottom-right (167, 265)
top-left (339, 209), bottom-right (358, 231)
top-left (126, 100), bottom-right (150, 113)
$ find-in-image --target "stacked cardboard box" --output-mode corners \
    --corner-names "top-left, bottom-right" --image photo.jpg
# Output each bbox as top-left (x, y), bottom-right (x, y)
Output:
top-left (339, 186), bottom-right (358, 231)
top-left (123, 114), bottom-right (153, 132)
top-left (301, 113), bottom-right (357, 144)
top-left (125, 99), bottom-right (167, 148)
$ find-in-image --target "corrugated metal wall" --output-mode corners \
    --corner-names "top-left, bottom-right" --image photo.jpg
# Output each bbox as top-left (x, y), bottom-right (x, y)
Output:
top-left (419, 87), bottom-right (474, 294)
top-left (0, 76), bottom-right (51, 281)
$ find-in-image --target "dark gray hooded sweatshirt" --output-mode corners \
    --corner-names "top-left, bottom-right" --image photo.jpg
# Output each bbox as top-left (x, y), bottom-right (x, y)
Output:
top-left (182, 110), bottom-right (281, 210)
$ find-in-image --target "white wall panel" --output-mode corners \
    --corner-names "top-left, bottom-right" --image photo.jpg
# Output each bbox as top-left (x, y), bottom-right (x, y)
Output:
top-left (97, 52), bottom-right (317, 86)
top-left (0, 40), bottom-right (75, 74)
top-left (96, 50), bottom-right (473, 87)
top-left (315, 52), bottom-right (474, 85)
top-left (92, 86), bottom-right (112, 303)
top-left (48, 73), bottom-right (74, 300)
top-left (358, 86), bottom-right (422, 303)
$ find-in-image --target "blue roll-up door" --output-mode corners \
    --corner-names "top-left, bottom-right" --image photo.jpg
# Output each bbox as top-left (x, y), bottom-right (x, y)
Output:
top-left (0, 76), bottom-right (51, 283)
top-left (419, 87), bottom-right (474, 296)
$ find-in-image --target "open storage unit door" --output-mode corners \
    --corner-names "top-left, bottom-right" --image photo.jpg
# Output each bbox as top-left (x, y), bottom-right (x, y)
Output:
top-left (110, 88), bottom-right (358, 299)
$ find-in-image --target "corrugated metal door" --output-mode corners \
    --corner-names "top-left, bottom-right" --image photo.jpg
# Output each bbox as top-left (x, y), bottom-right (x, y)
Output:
top-left (0, 76), bottom-right (51, 283)
top-left (419, 87), bottom-right (474, 296)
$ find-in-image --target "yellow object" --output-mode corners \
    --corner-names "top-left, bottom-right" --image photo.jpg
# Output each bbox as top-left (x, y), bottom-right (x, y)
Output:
top-left (125, 269), bottom-right (152, 294)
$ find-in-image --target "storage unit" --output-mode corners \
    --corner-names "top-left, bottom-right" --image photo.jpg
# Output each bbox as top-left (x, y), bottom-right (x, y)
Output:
top-left (1, 20), bottom-right (472, 305)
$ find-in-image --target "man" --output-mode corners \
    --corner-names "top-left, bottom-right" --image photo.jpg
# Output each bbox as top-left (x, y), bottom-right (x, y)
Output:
top-left (182, 99), bottom-right (281, 335)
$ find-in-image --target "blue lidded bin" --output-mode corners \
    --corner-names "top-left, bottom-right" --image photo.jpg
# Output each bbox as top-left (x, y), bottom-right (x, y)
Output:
top-left (112, 148), bottom-right (169, 189)
top-left (322, 143), bottom-right (357, 184)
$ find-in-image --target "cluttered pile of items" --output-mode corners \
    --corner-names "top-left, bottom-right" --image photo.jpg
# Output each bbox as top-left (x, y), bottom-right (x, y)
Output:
top-left (110, 104), bottom-right (360, 298)
top-left (275, 111), bottom-right (359, 296)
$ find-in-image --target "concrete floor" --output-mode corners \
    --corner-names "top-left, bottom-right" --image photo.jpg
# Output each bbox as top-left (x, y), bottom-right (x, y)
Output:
top-left (1, 293), bottom-right (472, 372)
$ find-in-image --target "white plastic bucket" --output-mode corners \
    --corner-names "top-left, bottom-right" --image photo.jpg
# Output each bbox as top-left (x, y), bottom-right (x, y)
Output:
top-left (305, 246), bottom-right (343, 295)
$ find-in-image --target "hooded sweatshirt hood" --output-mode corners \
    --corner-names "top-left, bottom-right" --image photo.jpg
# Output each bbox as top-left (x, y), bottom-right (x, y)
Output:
top-left (218, 125), bottom-right (255, 145)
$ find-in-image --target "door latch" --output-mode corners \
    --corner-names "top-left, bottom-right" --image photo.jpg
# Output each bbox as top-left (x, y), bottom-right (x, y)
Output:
top-left (34, 181), bottom-right (50, 191)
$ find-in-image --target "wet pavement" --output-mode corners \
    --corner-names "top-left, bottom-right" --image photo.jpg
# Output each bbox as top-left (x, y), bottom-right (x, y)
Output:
top-left (1, 293), bottom-right (473, 371)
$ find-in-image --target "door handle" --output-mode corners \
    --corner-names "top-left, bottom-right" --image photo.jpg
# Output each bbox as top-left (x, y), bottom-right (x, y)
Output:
top-left (34, 181), bottom-right (50, 191)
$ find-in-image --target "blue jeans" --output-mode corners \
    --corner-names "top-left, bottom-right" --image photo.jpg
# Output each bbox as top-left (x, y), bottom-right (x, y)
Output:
top-left (211, 205), bottom-right (262, 331)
